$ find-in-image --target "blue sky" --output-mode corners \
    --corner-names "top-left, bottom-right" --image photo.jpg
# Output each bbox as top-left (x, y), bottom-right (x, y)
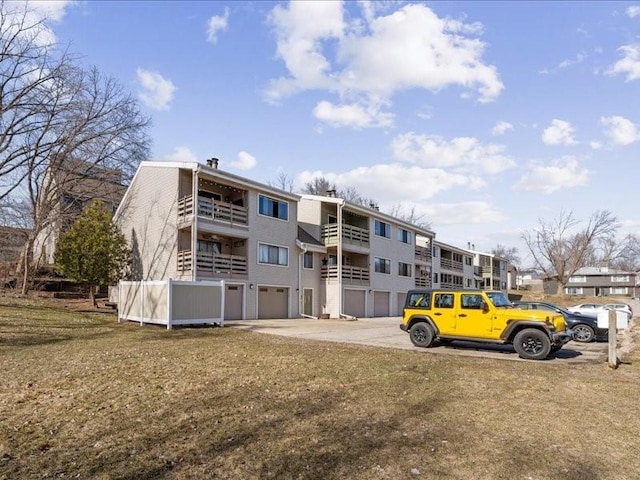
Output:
top-left (33, 1), bottom-right (640, 265)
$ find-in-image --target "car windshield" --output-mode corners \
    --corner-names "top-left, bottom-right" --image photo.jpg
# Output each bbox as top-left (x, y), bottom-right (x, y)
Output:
top-left (486, 291), bottom-right (511, 307)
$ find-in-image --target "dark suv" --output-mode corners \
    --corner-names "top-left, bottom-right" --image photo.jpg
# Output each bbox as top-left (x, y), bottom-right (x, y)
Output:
top-left (512, 301), bottom-right (607, 343)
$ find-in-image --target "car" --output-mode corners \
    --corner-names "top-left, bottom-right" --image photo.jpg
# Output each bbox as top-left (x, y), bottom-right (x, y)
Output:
top-left (603, 303), bottom-right (633, 319)
top-left (566, 303), bottom-right (608, 317)
top-left (512, 301), bottom-right (607, 343)
top-left (400, 289), bottom-right (572, 360)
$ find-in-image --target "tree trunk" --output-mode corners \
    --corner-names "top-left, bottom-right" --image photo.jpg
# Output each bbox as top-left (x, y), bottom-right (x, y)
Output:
top-left (89, 286), bottom-right (97, 308)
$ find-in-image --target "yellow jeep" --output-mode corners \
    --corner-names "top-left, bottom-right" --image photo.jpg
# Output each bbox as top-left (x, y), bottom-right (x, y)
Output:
top-left (400, 289), bottom-right (572, 360)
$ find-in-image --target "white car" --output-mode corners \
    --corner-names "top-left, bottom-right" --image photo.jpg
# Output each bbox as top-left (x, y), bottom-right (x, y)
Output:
top-left (604, 303), bottom-right (633, 319)
top-left (567, 303), bottom-right (608, 317)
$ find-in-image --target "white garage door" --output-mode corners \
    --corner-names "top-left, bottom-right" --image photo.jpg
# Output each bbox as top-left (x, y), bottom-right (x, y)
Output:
top-left (225, 284), bottom-right (243, 320)
top-left (396, 292), bottom-right (407, 316)
top-left (373, 291), bottom-right (390, 317)
top-left (258, 286), bottom-right (288, 319)
top-left (344, 289), bottom-right (365, 318)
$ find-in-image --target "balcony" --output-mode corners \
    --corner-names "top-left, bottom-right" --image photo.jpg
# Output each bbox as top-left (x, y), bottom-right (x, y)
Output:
top-left (415, 277), bottom-right (432, 288)
top-left (321, 265), bottom-right (370, 285)
top-left (415, 246), bottom-right (432, 263)
top-left (177, 250), bottom-right (248, 277)
top-left (178, 195), bottom-right (248, 226)
top-left (440, 257), bottom-right (463, 272)
top-left (321, 223), bottom-right (370, 248)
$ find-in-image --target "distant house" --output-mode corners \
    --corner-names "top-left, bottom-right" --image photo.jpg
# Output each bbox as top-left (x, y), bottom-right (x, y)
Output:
top-left (563, 267), bottom-right (638, 297)
top-left (32, 158), bottom-right (127, 266)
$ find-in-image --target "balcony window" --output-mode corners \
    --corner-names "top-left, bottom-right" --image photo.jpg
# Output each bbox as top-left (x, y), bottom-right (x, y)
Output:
top-left (374, 257), bottom-right (391, 274)
top-left (397, 228), bottom-right (412, 244)
top-left (197, 240), bottom-right (221, 254)
top-left (374, 220), bottom-right (391, 238)
top-left (258, 243), bottom-right (288, 266)
top-left (258, 195), bottom-right (289, 221)
top-left (398, 262), bottom-right (412, 277)
top-left (611, 275), bottom-right (629, 282)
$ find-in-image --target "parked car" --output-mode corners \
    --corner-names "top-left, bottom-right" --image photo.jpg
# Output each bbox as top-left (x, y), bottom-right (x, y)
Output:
top-left (513, 301), bottom-right (607, 343)
top-left (603, 303), bottom-right (633, 319)
top-left (566, 303), bottom-right (608, 317)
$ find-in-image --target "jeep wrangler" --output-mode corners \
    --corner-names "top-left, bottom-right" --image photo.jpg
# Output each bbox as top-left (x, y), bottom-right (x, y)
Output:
top-left (400, 289), bottom-right (572, 360)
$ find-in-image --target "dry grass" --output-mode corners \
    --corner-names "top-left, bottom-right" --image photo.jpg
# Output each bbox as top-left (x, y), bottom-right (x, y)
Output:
top-left (1, 295), bottom-right (639, 480)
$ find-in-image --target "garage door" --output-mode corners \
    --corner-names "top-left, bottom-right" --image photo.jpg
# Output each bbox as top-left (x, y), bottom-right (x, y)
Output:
top-left (373, 291), bottom-right (390, 317)
top-left (396, 292), bottom-right (407, 316)
top-left (258, 286), bottom-right (288, 319)
top-left (344, 289), bottom-right (365, 318)
top-left (225, 284), bottom-right (243, 320)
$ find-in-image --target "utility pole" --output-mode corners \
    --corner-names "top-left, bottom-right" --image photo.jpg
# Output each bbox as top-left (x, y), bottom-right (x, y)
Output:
top-left (608, 309), bottom-right (618, 369)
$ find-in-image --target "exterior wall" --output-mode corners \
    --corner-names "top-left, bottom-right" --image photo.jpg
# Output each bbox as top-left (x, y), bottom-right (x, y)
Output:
top-left (116, 165), bottom-right (180, 281)
top-left (297, 198), bottom-right (324, 241)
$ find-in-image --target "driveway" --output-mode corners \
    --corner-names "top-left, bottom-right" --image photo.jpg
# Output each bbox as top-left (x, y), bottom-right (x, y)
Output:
top-left (226, 316), bottom-right (616, 364)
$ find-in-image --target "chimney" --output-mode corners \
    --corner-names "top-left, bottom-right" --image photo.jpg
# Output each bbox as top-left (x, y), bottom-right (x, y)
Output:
top-left (206, 157), bottom-right (219, 169)
top-left (326, 189), bottom-right (336, 198)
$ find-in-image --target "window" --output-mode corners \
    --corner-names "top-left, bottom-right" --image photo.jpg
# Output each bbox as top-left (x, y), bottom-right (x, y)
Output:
top-left (611, 287), bottom-right (628, 295)
top-left (258, 243), bottom-right (288, 266)
top-left (374, 257), bottom-right (391, 274)
top-left (465, 257), bottom-right (472, 266)
top-left (611, 275), bottom-right (629, 282)
top-left (466, 278), bottom-right (473, 287)
top-left (303, 251), bottom-right (313, 269)
top-left (565, 287), bottom-right (583, 295)
top-left (397, 228), bottom-right (412, 244)
top-left (197, 240), bottom-right (221, 254)
top-left (407, 292), bottom-right (430, 308)
top-left (258, 195), bottom-right (289, 221)
top-left (569, 275), bottom-right (586, 283)
top-left (433, 273), bottom-right (439, 283)
top-left (398, 262), bottom-right (412, 277)
top-left (374, 220), bottom-right (391, 238)
top-left (461, 293), bottom-right (484, 309)
top-left (434, 293), bottom-right (454, 308)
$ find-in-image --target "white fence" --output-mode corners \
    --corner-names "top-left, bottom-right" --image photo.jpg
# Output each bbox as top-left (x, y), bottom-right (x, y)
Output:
top-left (118, 280), bottom-right (225, 329)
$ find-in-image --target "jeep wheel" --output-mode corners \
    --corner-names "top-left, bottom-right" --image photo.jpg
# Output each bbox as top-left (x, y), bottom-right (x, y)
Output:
top-left (513, 328), bottom-right (551, 360)
top-left (409, 322), bottom-right (434, 348)
top-left (572, 324), bottom-right (595, 343)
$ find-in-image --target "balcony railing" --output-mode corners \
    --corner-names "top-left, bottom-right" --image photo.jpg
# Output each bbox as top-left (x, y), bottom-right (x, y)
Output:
top-left (321, 223), bottom-right (370, 247)
top-left (480, 266), bottom-right (501, 278)
top-left (178, 195), bottom-right (248, 225)
top-left (177, 250), bottom-right (248, 277)
top-left (415, 277), bottom-right (432, 288)
top-left (415, 246), bottom-right (432, 263)
top-left (321, 265), bottom-right (370, 284)
top-left (440, 257), bottom-right (463, 271)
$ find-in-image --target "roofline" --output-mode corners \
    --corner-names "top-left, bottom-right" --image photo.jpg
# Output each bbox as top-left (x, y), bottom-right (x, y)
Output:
top-left (299, 194), bottom-right (435, 238)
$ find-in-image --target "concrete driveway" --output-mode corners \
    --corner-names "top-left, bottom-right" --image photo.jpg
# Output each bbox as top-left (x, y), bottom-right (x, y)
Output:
top-left (226, 316), bottom-right (614, 364)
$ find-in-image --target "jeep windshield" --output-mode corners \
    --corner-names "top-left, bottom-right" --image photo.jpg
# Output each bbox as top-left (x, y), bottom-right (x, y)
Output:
top-left (486, 291), bottom-right (512, 308)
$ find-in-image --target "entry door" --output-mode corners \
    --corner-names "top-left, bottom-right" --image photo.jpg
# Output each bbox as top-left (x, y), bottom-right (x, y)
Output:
top-left (225, 284), bottom-right (243, 320)
top-left (456, 293), bottom-right (492, 337)
top-left (303, 289), bottom-right (313, 316)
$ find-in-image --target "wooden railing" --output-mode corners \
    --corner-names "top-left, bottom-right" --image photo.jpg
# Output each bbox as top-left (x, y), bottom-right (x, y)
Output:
top-left (415, 246), bottom-right (432, 262)
top-left (321, 223), bottom-right (370, 247)
top-left (440, 257), bottom-right (463, 271)
top-left (177, 195), bottom-right (248, 225)
top-left (321, 265), bottom-right (370, 284)
top-left (177, 250), bottom-right (248, 276)
top-left (415, 277), bottom-right (432, 288)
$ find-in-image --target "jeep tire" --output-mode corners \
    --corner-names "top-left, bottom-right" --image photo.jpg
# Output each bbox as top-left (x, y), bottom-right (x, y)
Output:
top-left (513, 328), bottom-right (551, 360)
top-left (409, 322), bottom-right (434, 348)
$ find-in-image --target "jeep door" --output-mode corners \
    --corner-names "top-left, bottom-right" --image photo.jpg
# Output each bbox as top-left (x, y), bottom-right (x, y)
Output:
top-left (456, 293), bottom-right (493, 338)
top-left (431, 292), bottom-right (457, 335)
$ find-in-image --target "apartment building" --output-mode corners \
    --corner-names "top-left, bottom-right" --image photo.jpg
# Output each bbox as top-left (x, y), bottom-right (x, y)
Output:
top-left (298, 194), bottom-right (436, 318)
top-left (431, 240), bottom-right (475, 290)
top-left (465, 246), bottom-right (508, 291)
top-left (564, 267), bottom-right (638, 297)
top-left (114, 160), bottom-right (302, 320)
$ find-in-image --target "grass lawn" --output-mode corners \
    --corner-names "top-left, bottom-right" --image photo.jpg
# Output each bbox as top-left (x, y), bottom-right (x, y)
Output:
top-left (0, 295), bottom-right (639, 480)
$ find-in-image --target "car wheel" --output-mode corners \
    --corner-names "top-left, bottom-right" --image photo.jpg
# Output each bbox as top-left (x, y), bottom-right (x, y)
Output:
top-left (513, 328), bottom-right (551, 360)
top-left (409, 322), bottom-right (434, 348)
top-left (572, 324), bottom-right (595, 343)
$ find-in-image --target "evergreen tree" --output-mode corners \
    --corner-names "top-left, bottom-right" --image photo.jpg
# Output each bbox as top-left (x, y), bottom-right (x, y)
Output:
top-left (55, 200), bottom-right (130, 306)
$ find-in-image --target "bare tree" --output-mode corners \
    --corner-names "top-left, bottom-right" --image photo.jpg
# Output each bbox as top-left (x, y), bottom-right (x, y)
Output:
top-left (388, 203), bottom-right (432, 230)
top-left (522, 210), bottom-right (619, 294)
top-left (0, 3), bottom-right (151, 294)
top-left (302, 176), bottom-right (336, 196)
top-left (491, 244), bottom-right (520, 267)
top-left (302, 176), bottom-right (377, 208)
top-left (267, 172), bottom-right (294, 192)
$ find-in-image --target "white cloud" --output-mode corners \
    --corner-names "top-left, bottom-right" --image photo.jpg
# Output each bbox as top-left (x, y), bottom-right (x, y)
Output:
top-left (229, 151), bottom-right (257, 170)
top-left (297, 163), bottom-right (484, 203)
top-left (422, 201), bottom-right (507, 226)
top-left (391, 133), bottom-right (515, 174)
top-left (607, 44), bottom-right (640, 81)
top-left (514, 157), bottom-right (589, 194)
top-left (266, 2), bottom-right (503, 128)
top-left (136, 68), bottom-right (176, 111)
top-left (160, 146), bottom-right (198, 163)
top-left (313, 100), bottom-right (394, 128)
top-left (601, 115), bottom-right (640, 145)
top-left (626, 6), bottom-right (640, 18)
top-left (542, 119), bottom-right (577, 146)
top-left (589, 141), bottom-right (603, 150)
top-left (491, 121), bottom-right (513, 136)
top-left (207, 7), bottom-right (229, 44)
top-left (558, 51), bottom-right (586, 69)
top-left (3, 1), bottom-right (77, 47)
